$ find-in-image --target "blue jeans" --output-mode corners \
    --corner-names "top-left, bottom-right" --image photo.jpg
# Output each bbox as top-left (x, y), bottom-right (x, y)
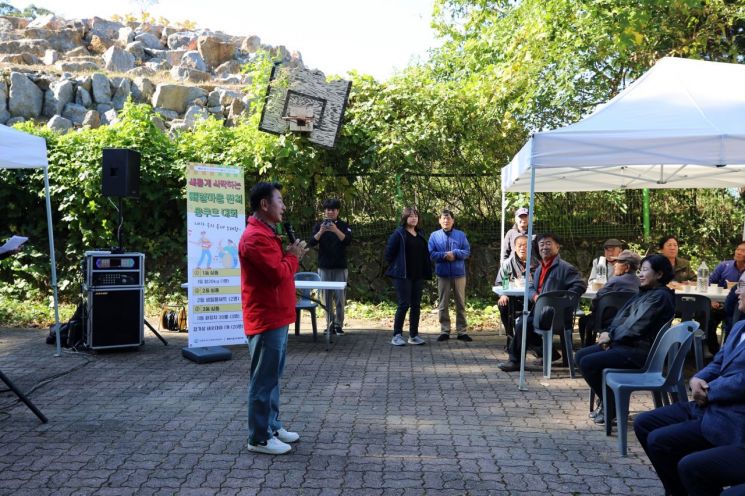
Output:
top-left (393, 278), bottom-right (424, 337)
top-left (247, 325), bottom-right (288, 444)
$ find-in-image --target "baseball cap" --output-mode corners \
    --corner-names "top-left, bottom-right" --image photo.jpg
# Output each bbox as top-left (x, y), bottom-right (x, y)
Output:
top-left (615, 250), bottom-right (641, 269)
top-left (603, 238), bottom-right (623, 248)
top-left (515, 207), bottom-right (529, 217)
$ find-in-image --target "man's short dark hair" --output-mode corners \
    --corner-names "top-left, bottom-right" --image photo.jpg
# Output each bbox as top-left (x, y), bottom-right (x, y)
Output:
top-left (440, 208), bottom-right (454, 218)
top-left (322, 198), bottom-right (341, 210)
top-left (249, 182), bottom-right (282, 213)
top-left (536, 232), bottom-right (562, 245)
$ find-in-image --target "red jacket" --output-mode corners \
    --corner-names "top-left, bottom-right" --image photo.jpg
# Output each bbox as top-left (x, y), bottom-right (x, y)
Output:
top-left (239, 216), bottom-right (298, 335)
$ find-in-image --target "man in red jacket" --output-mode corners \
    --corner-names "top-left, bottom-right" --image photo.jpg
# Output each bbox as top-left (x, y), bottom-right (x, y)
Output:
top-left (240, 182), bottom-right (308, 455)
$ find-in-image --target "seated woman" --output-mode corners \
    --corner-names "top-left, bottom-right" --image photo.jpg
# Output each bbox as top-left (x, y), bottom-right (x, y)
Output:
top-left (658, 235), bottom-right (694, 283)
top-left (575, 254), bottom-right (675, 425)
top-left (579, 250), bottom-right (642, 346)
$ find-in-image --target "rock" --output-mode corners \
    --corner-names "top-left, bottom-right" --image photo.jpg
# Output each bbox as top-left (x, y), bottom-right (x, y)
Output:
top-left (0, 16), bottom-right (27, 30)
top-left (150, 114), bottom-right (167, 131)
top-left (241, 35), bottom-right (261, 53)
top-left (124, 41), bottom-right (145, 61)
top-left (89, 35), bottom-right (114, 54)
top-left (151, 83), bottom-right (208, 113)
top-left (118, 26), bottom-right (134, 45)
top-left (214, 60), bottom-right (241, 77)
top-left (112, 78), bottom-right (131, 109)
top-left (101, 108), bottom-right (119, 125)
top-left (0, 81), bottom-right (7, 113)
top-left (144, 59), bottom-right (170, 72)
top-left (42, 49), bottom-right (58, 65)
top-left (180, 50), bottom-right (207, 72)
top-left (154, 107), bottom-right (179, 120)
top-left (132, 76), bottom-right (155, 102)
top-left (217, 75), bottom-right (241, 85)
top-left (55, 61), bottom-right (100, 72)
top-left (170, 66), bottom-right (211, 83)
top-left (197, 35), bottom-right (235, 68)
top-left (82, 109), bottom-right (100, 128)
top-left (168, 118), bottom-right (188, 132)
top-left (43, 79), bottom-right (74, 117)
top-left (0, 38), bottom-right (50, 56)
top-left (127, 66), bottom-right (155, 78)
top-left (65, 46), bottom-right (90, 57)
top-left (103, 46), bottom-right (135, 72)
top-left (207, 90), bottom-right (220, 108)
top-left (91, 73), bottom-right (112, 103)
top-left (191, 96), bottom-right (207, 106)
top-left (0, 53), bottom-right (41, 65)
top-left (75, 86), bottom-right (92, 107)
top-left (79, 76), bottom-right (92, 91)
top-left (184, 104), bottom-right (210, 127)
top-left (27, 14), bottom-right (65, 30)
top-left (219, 89), bottom-right (241, 106)
top-left (47, 115), bottom-right (73, 132)
top-left (96, 103), bottom-right (113, 114)
top-left (8, 71), bottom-right (43, 118)
top-left (136, 23), bottom-right (163, 39)
top-left (207, 105), bottom-right (222, 114)
top-left (134, 32), bottom-right (162, 50)
top-left (0, 109), bottom-right (9, 124)
top-left (62, 102), bottom-right (87, 125)
top-left (23, 28), bottom-right (83, 53)
top-left (89, 17), bottom-right (124, 40)
top-left (6, 116), bottom-right (26, 126)
top-left (227, 98), bottom-right (245, 120)
top-left (164, 49), bottom-right (186, 66)
top-left (167, 31), bottom-right (197, 51)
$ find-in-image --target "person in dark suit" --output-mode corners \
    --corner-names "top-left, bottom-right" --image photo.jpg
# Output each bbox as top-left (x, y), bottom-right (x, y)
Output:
top-left (634, 285), bottom-right (745, 496)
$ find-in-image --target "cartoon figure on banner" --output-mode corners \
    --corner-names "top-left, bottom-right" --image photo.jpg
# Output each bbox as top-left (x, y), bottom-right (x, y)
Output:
top-left (189, 230), bottom-right (213, 269)
top-left (219, 239), bottom-right (239, 268)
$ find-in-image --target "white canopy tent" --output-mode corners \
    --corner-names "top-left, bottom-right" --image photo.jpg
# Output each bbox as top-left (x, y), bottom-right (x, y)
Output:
top-left (1, 124), bottom-right (62, 356)
top-left (500, 57), bottom-right (745, 389)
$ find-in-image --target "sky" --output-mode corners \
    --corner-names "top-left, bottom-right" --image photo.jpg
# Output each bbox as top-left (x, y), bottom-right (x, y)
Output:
top-left (7, 0), bottom-right (440, 80)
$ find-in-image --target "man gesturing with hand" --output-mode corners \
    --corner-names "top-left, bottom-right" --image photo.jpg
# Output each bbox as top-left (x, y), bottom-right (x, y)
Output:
top-left (634, 286), bottom-right (745, 495)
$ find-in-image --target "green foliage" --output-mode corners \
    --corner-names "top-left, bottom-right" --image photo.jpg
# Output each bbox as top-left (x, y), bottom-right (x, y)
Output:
top-left (0, 294), bottom-right (75, 328)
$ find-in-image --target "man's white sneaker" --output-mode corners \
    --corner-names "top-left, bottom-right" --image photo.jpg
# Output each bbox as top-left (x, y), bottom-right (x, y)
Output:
top-left (274, 428), bottom-right (300, 443)
top-left (408, 336), bottom-right (426, 345)
top-left (391, 334), bottom-right (406, 346)
top-left (247, 436), bottom-right (291, 455)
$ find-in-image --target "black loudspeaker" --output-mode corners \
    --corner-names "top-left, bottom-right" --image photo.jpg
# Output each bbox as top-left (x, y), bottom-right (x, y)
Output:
top-left (102, 148), bottom-right (140, 198)
top-left (86, 288), bottom-right (144, 349)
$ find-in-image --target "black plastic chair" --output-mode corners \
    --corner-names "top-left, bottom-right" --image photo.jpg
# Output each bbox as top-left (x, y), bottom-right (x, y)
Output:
top-left (675, 294), bottom-right (709, 371)
top-left (294, 272), bottom-right (319, 341)
top-left (585, 291), bottom-right (636, 347)
top-left (532, 290), bottom-right (579, 379)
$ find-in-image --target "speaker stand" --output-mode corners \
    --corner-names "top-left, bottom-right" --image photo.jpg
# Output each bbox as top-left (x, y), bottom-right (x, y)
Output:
top-left (144, 320), bottom-right (168, 346)
top-left (113, 197), bottom-right (125, 253)
top-left (0, 369), bottom-right (48, 423)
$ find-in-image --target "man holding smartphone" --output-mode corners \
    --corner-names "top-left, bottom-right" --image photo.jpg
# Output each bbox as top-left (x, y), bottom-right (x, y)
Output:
top-left (309, 198), bottom-right (352, 335)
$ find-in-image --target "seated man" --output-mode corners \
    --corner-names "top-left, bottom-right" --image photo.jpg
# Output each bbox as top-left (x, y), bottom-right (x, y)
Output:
top-left (634, 284), bottom-right (745, 496)
top-left (501, 207), bottom-right (528, 262)
top-left (496, 234), bottom-right (532, 342)
top-left (498, 232), bottom-right (587, 372)
top-left (588, 238), bottom-right (623, 285)
top-left (707, 241), bottom-right (745, 353)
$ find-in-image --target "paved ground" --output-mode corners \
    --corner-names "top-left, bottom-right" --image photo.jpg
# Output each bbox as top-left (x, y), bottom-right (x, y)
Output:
top-left (0, 325), bottom-right (663, 496)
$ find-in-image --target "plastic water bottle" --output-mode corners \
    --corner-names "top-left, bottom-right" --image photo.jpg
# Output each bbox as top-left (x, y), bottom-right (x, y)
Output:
top-left (697, 262), bottom-right (709, 293)
top-left (502, 263), bottom-right (512, 290)
top-left (596, 257), bottom-right (607, 284)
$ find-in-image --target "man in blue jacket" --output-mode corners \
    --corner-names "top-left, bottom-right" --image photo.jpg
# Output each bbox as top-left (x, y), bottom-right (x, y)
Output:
top-left (428, 209), bottom-right (472, 342)
top-left (634, 285), bottom-right (745, 496)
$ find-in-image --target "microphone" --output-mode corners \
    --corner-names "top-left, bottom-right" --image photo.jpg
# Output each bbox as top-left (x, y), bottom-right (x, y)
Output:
top-left (283, 222), bottom-right (297, 243)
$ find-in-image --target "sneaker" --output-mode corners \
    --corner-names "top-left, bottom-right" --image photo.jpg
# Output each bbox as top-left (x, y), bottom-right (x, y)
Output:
top-left (274, 428), bottom-right (300, 443)
top-left (247, 436), bottom-right (291, 455)
top-left (333, 323), bottom-right (344, 336)
top-left (391, 334), bottom-right (406, 346)
top-left (437, 334), bottom-right (450, 342)
top-left (589, 404), bottom-right (603, 420)
top-left (456, 334), bottom-right (473, 342)
top-left (497, 360), bottom-right (520, 372)
top-left (408, 336), bottom-right (426, 345)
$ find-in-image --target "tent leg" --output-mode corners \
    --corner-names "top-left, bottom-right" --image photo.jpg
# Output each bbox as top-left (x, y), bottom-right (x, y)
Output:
top-left (44, 168), bottom-right (62, 357)
top-left (500, 187), bottom-right (506, 261)
top-left (518, 166), bottom-right (536, 391)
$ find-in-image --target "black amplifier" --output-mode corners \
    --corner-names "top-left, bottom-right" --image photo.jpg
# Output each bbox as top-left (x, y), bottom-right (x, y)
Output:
top-left (84, 251), bottom-right (144, 287)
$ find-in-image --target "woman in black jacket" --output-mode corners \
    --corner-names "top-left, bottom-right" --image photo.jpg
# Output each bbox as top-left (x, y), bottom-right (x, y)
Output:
top-left (384, 206), bottom-right (432, 346)
top-left (575, 254), bottom-right (676, 424)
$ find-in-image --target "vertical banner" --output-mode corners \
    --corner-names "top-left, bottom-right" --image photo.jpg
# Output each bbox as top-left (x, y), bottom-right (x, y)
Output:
top-left (186, 163), bottom-right (246, 348)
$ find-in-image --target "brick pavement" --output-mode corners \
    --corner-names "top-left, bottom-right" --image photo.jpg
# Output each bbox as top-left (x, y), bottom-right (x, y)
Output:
top-left (0, 326), bottom-right (663, 495)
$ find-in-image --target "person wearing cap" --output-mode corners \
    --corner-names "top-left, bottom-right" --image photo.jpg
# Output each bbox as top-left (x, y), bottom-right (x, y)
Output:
top-left (578, 250), bottom-right (642, 347)
top-left (498, 232), bottom-right (587, 372)
top-left (501, 207), bottom-right (529, 262)
top-left (706, 242), bottom-right (745, 353)
top-left (658, 235), bottom-right (695, 282)
top-left (634, 285), bottom-right (745, 496)
top-left (588, 239), bottom-right (624, 285)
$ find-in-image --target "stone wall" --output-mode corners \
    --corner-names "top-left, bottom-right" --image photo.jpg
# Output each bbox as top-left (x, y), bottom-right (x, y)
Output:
top-left (0, 13), bottom-right (305, 131)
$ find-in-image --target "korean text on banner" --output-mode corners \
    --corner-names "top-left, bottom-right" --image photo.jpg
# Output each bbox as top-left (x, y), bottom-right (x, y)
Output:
top-left (186, 163), bottom-right (246, 348)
